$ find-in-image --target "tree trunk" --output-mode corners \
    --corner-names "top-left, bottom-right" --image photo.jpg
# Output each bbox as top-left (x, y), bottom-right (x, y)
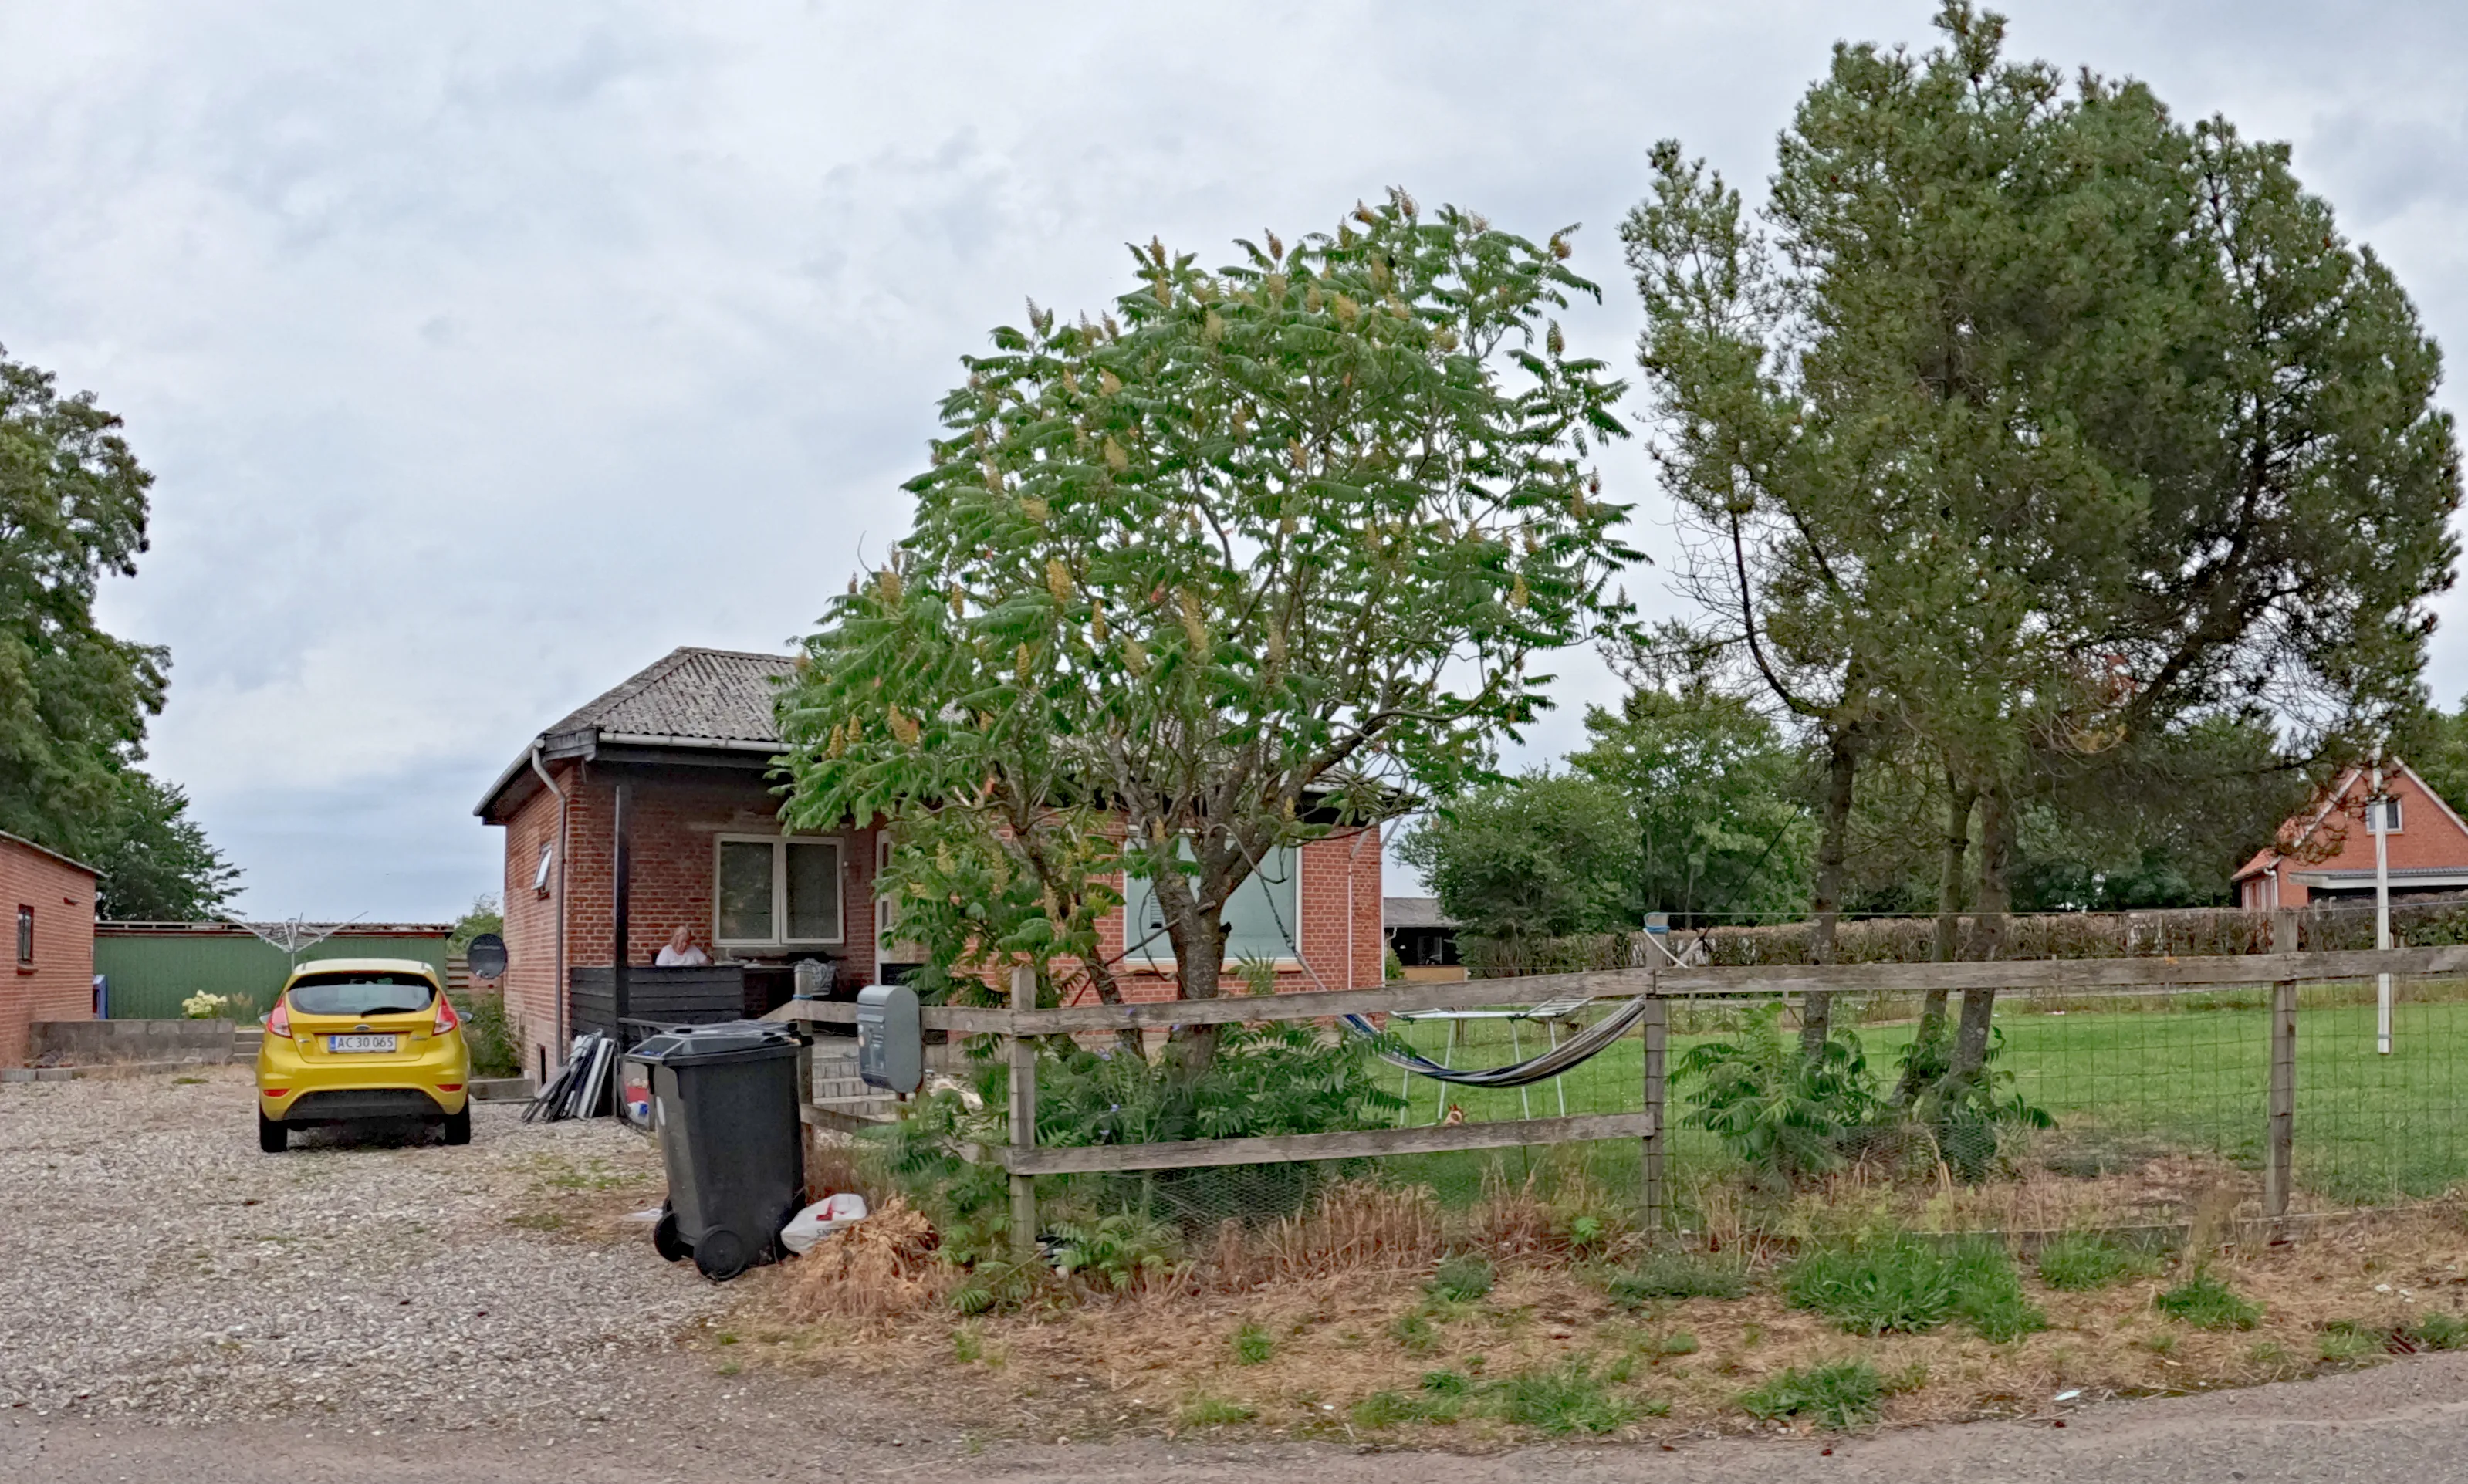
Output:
top-left (1894, 772), bottom-right (1973, 1106)
top-left (1800, 725), bottom-right (1859, 1059)
top-left (1948, 783), bottom-right (2013, 1087)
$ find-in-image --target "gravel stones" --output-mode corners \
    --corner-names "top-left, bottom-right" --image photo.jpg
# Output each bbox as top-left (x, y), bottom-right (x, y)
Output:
top-left (0, 1067), bottom-right (725, 1427)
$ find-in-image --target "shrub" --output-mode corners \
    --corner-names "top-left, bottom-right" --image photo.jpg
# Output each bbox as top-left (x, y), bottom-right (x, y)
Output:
top-left (1232, 1323), bottom-right (1275, 1366)
top-left (1051, 1213), bottom-right (1180, 1292)
top-left (1606, 1249), bottom-right (1749, 1307)
top-left (2155, 1271), bottom-right (2262, 1330)
top-left (1493, 1361), bottom-right (1641, 1435)
top-left (1739, 1361), bottom-right (1886, 1431)
top-left (2035, 1234), bottom-right (2163, 1291)
top-left (1677, 1005), bottom-right (1879, 1183)
top-left (454, 992), bottom-right (520, 1078)
top-left (1428, 1255), bottom-right (1496, 1303)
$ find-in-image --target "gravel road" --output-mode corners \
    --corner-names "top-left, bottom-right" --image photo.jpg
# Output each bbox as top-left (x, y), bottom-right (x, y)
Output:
top-left (0, 1065), bottom-right (725, 1426)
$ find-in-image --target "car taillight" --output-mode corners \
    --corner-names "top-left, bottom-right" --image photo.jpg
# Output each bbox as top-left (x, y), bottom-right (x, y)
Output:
top-left (434, 996), bottom-right (460, 1034)
top-left (266, 999), bottom-right (290, 1036)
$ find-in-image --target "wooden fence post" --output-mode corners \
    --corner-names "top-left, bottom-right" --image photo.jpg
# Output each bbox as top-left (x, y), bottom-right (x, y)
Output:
top-left (1641, 973), bottom-right (1668, 1236)
top-left (1007, 965), bottom-right (1040, 1261)
top-left (2266, 908), bottom-right (2297, 1219)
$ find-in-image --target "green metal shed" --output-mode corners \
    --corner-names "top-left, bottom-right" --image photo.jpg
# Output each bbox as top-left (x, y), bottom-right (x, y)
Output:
top-left (94, 923), bottom-right (453, 1019)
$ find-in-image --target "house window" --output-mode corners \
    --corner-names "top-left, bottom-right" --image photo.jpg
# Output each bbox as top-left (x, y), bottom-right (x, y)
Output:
top-left (715, 836), bottom-right (844, 947)
top-left (2370, 798), bottom-right (2404, 834)
top-left (533, 842), bottom-right (555, 894)
top-left (15, 905), bottom-right (31, 966)
top-left (1121, 847), bottom-right (1300, 966)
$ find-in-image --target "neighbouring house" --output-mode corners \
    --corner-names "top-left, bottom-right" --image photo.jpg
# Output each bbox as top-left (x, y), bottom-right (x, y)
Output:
top-left (2, 830), bottom-right (100, 1066)
top-left (2233, 759), bottom-right (2468, 910)
top-left (1384, 896), bottom-right (1465, 981)
top-left (475, 647), bottom-right (1384, 1080)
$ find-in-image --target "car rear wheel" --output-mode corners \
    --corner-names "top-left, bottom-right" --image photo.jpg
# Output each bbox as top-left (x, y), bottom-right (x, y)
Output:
top-left (257, 1110), bottom-right (287, 1153)
top-left (441, 1107), bottom-right (472, 1145)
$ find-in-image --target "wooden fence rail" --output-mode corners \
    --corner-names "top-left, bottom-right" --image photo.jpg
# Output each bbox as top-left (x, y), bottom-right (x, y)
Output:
top-left (769, 925), bottom-right (2448, 1252)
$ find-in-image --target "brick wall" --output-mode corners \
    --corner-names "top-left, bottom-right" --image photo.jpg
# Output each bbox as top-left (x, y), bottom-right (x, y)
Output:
top-left (496, 760), bottom-right (571, 1081)
top-left (1, 838), bottom-right (99, 1066)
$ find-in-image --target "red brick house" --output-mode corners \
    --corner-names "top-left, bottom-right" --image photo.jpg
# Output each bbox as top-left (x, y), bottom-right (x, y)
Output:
top-left (1, 830), bottom-right (100, 1066)
top-left (2232, 759), bottom-right (2468, 910)
top-left (475, 647), bottom-right (1383, 1079)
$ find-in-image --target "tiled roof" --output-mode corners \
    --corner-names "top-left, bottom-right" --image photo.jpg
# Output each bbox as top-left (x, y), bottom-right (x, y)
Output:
top-left (547, 647), bottom-right (796, 745)
top-left (1384, 896), bottom-right (1456, 930)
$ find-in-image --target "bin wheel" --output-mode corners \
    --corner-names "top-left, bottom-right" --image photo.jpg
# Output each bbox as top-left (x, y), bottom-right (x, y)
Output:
top-left (441, 1107), bottom-right (472, 1146)
top-left (694, 1228), bottom-right (751, 1282)
top-left (257, 1110), bottom-right (287, 1154)
top-left (652, 1205), bottom-right (688, 1263)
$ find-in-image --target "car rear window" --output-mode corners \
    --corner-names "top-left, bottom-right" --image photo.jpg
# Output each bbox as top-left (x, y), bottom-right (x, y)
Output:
top-left (287, 972), bottom-right (438, 1017)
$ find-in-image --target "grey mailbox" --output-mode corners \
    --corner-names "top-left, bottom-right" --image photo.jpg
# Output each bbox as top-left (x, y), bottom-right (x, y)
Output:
top-left (855, 982), bottom-right (922, 1094)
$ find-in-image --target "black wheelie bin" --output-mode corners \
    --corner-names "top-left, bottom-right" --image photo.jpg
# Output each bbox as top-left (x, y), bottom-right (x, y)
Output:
top-left (630, 1019), bottom-right (806, 1280)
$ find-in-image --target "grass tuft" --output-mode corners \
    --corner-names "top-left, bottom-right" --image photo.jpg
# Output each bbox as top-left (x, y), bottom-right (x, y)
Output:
top-left (1427, 1254), bottom-right (1496, 1303)
top-left (1605, 1249), bottom-right (1750, 1307)
top-left (1944, 1242), bottom-right (2049, 1343)
top-left (1178, 1394), bottom-right (1256, 1428)
top-left (2316, 1319), bottom-right (2381, 1363)
top-left (2155, 1271), bottom-right (2262, 1331)
top-left (2034, 1233), bottom-right (2163, 1291)
top-left (1738, 1361), bottom-right (1886, 1431)
top-left (1783, 1237), bottom-right (2040, 1340)
top-left (1231, 1323), bottom-right (1274, 1366)
top-left (1493, 1360), bottom-right (1642, 1435)
top-left (2397, 1311), bottom-right (2468, 1351)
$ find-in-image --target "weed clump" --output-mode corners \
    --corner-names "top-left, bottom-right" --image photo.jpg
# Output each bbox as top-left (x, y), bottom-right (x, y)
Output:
top-left (1178, 1394), bottom-right (1256, 1428)
top-left (1496, 1361), bottom-right (1647, 1435)
top-left (1606, 1249), bottom-right (1750, 1307)
top-left (1428, 1254), bottom-right (1496, 1303)
top-left (1738, 1361), bottom-right (1888, 1431)
top-left (1784, 1237), bottom-right (2043, 1341)
top-left (2034, 1234), bottom-right (2162, 1291)
top-left (1231, 1323), bottom-right (1274, 1366)
top-left (2155, 1271), bottom-right (2262, 1331)
top-left (2396, 1312), bottom-right (2468, 1350)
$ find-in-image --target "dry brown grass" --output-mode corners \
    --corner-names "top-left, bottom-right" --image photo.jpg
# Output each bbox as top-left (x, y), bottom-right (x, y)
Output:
top-left (777, 1195), bottom-right (948, 1324)
top-left (1203, 1179), bottom-right (1447, 1290)
top-left (721, 1201), bottom-right (2468, 1446)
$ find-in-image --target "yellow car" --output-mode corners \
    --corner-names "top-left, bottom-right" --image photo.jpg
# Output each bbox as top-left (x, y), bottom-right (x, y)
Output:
top-left (255, 958), bottom-right (472, 1152)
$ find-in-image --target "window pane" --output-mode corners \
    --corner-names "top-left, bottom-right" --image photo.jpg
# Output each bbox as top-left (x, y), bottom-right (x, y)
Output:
top-left (718, 841), bottom-right (774, 941)
top-left (1121, 847), bottom-right (1298, 964)
top-left (786, 841), bottom-right (842, 941)
top-left (1222, 848), bottom-right (1299, 961)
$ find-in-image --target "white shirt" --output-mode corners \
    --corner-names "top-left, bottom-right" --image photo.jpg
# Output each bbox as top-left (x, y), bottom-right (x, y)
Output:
top-left (654, 943), bottom-right (712, 966)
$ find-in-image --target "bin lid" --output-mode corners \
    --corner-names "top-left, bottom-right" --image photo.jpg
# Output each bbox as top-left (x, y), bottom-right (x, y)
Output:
top-left (628, 1019), bottom-right (802, 1066)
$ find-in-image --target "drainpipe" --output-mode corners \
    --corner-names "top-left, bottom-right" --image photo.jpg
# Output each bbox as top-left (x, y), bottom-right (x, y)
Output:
top-left (529, 740), bottom-right (570, 1068)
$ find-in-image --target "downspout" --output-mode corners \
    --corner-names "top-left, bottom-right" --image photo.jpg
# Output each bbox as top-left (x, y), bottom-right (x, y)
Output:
top-left (529, 740), bottom-right (570, 1067)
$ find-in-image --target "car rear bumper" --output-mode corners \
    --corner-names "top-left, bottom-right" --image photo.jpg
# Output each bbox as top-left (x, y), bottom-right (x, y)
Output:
top-left (276, 1087), bottom-right (458, 1123)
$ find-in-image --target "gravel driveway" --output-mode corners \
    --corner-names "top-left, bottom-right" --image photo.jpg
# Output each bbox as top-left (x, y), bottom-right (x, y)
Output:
top-left (0, 1066), bottom-right (729, 1427)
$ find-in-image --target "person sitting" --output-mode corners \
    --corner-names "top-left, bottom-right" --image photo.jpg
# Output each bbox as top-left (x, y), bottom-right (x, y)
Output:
top-left (654, 925), bottom-right (712, 966)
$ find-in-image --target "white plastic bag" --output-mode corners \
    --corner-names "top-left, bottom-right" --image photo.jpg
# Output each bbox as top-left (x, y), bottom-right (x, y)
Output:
top-left (779, 1192), bottom-right (869, 1255)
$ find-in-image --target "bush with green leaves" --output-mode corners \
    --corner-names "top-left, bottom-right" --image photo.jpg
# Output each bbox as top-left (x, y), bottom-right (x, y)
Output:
top-left (1051, 1212), bottom-right (1180, 1291)
top-left (1784, 1237), bottom-right (2044, 1341)
top-left (1678, 1005), bottom-right (1879, 1183)
top-left (1892, 1026), bottom-right (2053, 1181)
top-left (1738, 1361), bottom-right (1888, 1431)
top-left (453, 992), bottom-right (520, 1079)
top-left (2034, 1234), bottom-right (2162, 1291)
top-left (2155, 1271), bottom-right (2262, 1331)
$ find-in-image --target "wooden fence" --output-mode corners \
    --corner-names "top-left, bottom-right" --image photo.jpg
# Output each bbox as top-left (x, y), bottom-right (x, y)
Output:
top-left (769, 921), bottom-right (2468, 1257)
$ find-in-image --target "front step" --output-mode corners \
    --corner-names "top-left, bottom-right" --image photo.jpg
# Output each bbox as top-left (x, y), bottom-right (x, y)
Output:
top-left (229, 1029), bottom-right (262, 1060)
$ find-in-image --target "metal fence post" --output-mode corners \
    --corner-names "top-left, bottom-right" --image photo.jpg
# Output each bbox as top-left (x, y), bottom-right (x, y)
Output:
top-left (1641, 974), bottom-right (1668, 1236)
top-left (1007, 964), bottom-right (1040, 1261)
top-left (2266, 908), bottom-right (2297, 1219)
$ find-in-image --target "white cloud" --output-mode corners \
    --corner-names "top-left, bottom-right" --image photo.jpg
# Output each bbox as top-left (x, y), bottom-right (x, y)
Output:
top-left (3, 0), bottom-right (2466, 913)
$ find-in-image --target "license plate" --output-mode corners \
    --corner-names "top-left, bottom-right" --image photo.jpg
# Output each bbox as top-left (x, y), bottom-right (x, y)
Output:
top-left (326, 1033), bottom-right (399, 1053)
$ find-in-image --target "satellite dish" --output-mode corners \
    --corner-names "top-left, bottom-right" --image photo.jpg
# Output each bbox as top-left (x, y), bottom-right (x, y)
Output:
top-left (466, 932), bottom-right (509, 982)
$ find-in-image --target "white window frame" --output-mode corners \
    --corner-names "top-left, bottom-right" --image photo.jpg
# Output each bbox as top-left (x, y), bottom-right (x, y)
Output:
top-left (1120, 846), bottom-right (1303, 968)
top-left (532, 842), bottom-right (555, 894)
top-left (712, 834), bottom-right (846, 949)
top-left (2372, 797), bottom-right (2404, 834)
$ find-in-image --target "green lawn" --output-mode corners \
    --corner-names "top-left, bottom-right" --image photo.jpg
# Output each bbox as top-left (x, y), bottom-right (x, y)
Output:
top-left (1378, 985), bottom-right (2468, 1212)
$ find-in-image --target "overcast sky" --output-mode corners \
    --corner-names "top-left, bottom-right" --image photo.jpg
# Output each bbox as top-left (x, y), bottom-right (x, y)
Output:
top-left (5, 2), bottom-right (2466, 921)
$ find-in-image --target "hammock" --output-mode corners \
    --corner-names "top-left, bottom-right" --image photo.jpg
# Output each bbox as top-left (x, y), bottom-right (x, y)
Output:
top-left (1340, 995), bottom-right (1655, 1090)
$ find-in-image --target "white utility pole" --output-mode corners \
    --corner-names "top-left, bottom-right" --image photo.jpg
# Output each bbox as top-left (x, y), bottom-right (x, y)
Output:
top-left (2372, 763), bottom-right (2393, 1056)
